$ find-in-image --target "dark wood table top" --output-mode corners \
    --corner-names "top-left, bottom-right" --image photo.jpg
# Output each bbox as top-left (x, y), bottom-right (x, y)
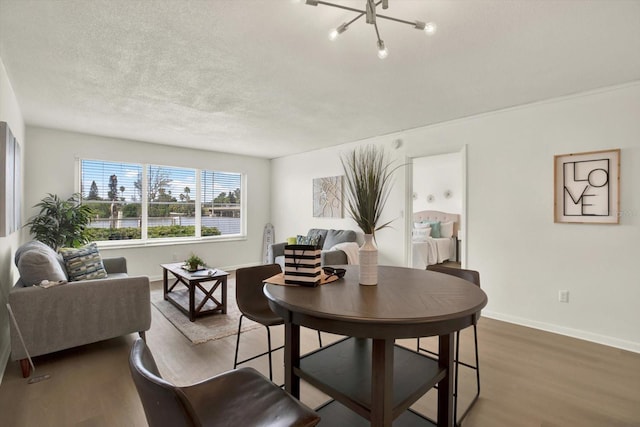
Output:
top-left (265, 265), bottom-right (488, 339)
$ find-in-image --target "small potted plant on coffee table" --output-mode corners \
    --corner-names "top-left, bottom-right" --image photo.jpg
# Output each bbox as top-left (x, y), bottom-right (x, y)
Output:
top-left (184, 254), bottom-right (206, 272)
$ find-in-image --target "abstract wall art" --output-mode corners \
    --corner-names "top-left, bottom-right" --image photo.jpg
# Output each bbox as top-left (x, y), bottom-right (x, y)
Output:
top-left (1, 121), bottom-right (21, 236)
top-left (313, 175), bottom-right (343, 218)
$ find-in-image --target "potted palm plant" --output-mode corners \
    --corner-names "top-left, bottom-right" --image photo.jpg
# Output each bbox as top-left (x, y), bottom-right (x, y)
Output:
top-left (341, 145), bottom-right (398, 285)
top-left (26, 193), bottom-right (95, 251)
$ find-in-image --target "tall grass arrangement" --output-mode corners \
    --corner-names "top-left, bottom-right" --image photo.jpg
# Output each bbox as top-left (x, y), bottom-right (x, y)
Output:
top-left (341, 145), bottom-right (399, 236)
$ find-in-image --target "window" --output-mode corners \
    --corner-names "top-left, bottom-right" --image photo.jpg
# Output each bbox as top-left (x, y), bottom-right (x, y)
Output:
top-left (201, 170), bottom-right (242, 235)
top-left (80, 159), bottom-right (243, 243)
top-left (147, 165), bottom-right (197, 239)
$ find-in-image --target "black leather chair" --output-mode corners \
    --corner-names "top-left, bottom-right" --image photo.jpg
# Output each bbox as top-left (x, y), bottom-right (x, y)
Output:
top-left (233, 264), bottom-right (322, 381)
top-left (420, 265), bottom-right (481, 427)
top-left (129, 338), bottom-right (320, 427)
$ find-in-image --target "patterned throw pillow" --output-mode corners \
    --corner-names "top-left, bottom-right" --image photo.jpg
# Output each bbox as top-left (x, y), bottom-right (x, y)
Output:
top-left (296, 234), bottom-right (322, 248)
top-left (412, 227), bottom-right (432, 242)
top-left (59, 243), bottom-right (108, 281)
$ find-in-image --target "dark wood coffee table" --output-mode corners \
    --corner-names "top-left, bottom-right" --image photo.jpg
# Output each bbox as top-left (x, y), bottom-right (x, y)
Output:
top-left (161, 262), bottom-right (228, 322)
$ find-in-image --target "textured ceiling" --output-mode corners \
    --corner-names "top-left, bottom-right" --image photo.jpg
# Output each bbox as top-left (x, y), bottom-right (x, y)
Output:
top-left (1, 0), bottom-right (639, 159)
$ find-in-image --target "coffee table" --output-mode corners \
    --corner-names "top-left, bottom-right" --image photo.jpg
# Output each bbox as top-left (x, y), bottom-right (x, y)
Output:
top-left (161, 262), bottom-right (229, 322)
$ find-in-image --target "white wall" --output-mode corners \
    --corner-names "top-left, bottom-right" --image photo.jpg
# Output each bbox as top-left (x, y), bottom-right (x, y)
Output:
top-left (0, 57), bottom-right (26, 380)
top-left (271, 137), bottom-right (408, 266)
top-left (412, 152), bottom-right (462, 214)
top-left (272, 82), bottom-right (640, 352)
top-left (25, 127), bottom-right (272, 279)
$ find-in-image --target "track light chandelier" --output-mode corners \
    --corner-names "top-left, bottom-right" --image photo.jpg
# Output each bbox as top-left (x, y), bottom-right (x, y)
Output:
top-left (305, 0), bottom-right (436, 59)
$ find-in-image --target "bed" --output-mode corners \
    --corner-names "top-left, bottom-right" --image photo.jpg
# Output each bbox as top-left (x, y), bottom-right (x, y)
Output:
top-left (411, 210), bottom-right (460, 269)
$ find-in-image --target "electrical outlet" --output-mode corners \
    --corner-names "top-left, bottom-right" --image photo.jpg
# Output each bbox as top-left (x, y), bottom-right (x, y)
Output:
top-left (558, 290), bottom-right (569, 303)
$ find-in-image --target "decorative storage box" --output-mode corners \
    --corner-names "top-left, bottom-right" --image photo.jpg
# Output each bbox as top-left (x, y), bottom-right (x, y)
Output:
top-left (284, 244), bottom-right (322, 287)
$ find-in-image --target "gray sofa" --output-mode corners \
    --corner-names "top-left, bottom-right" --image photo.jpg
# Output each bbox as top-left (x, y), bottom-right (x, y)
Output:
top-left (9, 241), bottom-right (151, 377)
top-left (267, 228), bottom-right (357, 269)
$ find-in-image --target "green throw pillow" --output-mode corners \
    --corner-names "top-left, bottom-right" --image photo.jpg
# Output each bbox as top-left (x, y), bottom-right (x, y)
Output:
top-left (427, 221), bottom-right (441, 238)
top-left (59, 242), bottom-right (108, 281)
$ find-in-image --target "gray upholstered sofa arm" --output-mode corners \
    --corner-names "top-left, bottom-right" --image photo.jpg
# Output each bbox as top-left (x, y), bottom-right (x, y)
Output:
top-left (267, 242), bottom-right (287, 264)
top-left (9, 273), bottom-right (151, 361)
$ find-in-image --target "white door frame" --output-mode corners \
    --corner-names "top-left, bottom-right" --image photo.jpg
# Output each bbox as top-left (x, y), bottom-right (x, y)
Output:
top-left (403, 145), bottom-right (468, 268)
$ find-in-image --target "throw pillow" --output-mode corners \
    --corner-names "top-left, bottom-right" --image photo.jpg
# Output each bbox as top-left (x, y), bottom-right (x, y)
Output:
top-left (427, 221), bottom-right (442, 238)
top-left (59, 242), bottom-right (108, 281)
top-left (412, 227), bottom-right (432, 242)
top-left (440, 221), bottom-right (454, 238)
top-left (16, 245), bottom-right (68, 286)
top-left (15, 240), bottom-right (69, 281)
top-left (296, 234), bottom-right (322, 248)
top-left (306, 229), bottom-right (328, 248)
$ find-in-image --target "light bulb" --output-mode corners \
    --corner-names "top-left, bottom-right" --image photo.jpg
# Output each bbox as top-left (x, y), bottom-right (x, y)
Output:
top-left (377, 40), bottom-right (388, 59)
top-left (424, 22), bottom-right (437, 35)
top-left (328, 23), bottom-right (348, 41)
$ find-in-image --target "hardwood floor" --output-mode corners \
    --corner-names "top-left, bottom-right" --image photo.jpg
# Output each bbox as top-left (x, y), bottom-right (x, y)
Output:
top-left (1, 301), bottom-right (639, 426)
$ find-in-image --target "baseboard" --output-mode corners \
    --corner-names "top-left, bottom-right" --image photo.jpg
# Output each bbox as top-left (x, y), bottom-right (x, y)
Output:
top-left (483, 311), bottom-right (640, 354)
top-left (148, 261), bottom-right (262, 282)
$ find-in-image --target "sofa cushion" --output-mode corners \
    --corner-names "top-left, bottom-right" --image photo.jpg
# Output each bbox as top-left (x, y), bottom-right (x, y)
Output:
top-left (323, 229), bottom-right (357, 250)
top-left (16, 243), bottom-right (68, 286)
top-left (59, 243), bottom-right (108, 281)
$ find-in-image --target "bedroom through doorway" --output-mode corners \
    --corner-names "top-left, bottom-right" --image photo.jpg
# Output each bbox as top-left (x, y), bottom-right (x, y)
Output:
top-left (409, 150), bottom-right (466, 269)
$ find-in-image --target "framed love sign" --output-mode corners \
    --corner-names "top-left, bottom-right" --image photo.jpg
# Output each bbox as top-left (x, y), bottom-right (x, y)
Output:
top-left (554, 149), bottom-right (620, 224)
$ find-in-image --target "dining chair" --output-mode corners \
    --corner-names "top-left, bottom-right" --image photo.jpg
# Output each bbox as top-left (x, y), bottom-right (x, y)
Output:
top-left (129, 338), bottom-right (320, 427)
top-left (233, 264), bottom-right (322, 381)
top-left (420, 264), bottom-right (481, 427)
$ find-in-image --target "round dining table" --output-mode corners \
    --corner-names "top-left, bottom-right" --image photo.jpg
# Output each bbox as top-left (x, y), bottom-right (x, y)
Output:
top-left (264, 265), bottom-right (488, 427)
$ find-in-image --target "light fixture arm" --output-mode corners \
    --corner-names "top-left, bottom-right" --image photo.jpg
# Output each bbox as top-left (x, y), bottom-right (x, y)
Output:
top-left (345, 10), bottom-right (366, 27)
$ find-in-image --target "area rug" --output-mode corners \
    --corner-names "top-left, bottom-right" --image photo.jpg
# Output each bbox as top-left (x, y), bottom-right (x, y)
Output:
top-left (150, 278), bottom-right (260, 344)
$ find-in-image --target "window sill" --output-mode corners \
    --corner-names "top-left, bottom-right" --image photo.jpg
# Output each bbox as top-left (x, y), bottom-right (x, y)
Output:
top-left (95, 235), bottom-right (247, 250)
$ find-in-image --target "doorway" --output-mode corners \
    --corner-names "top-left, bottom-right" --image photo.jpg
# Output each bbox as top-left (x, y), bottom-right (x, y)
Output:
top-left (407, 148), bottom-right (466, 269)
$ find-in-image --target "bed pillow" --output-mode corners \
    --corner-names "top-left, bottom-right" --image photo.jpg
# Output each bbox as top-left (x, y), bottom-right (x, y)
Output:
top-left (426, 221), bottom-right (441, 238)
top-left (414, 222), bottom-right (431, 229)
top-left (412, 227), bottom-right (431, 242)
top-left (440, 221), bottom-right (454, 238)
top-left (59, 242), bottom-right (108, 281)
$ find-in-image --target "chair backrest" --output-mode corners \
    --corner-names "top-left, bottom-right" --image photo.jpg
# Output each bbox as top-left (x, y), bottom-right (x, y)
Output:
top-left (235, 264), bottom-right (282, 316)
top-left (426, 264), bottom-right (481, 288)
top-left (129, 339), bottom-right (198, 427)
